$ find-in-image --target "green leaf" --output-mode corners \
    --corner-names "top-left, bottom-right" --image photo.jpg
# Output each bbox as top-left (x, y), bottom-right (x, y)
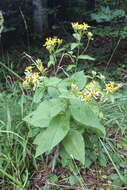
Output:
top-left (72, 33), bottom-right (81, 41)
top-left (99, 152), bottom-right (107, 167)
top-left (70, 99), bottom-right (105, 136)
top-left (48, 55), bottom-right (55, 67)
top-left (66, 64), bottom-right (76, 71)
top-left (55, 47), bottom-right (65, 54)
top-left (23, 98), bottom-right (66, 128)
top-left (71, 71), bottom-right (87, 90)
top-left (34, 113), bottom-right (70, 157)
top-left (77, 55), bottom-right (95, 61)
top-left (44, 77), bottom-right (61, 86)
top-left (70, 43), bottom-right (79, 50)
top-left (48, 87), bottom-right (59, 98)
top-left (28, 128), bottom-right (40, 138)
top-left (88, 102), bottom-right (99, 116)
top-left (62, 130), bottom-right (85, 164)
top-left (33, 87), bottom-right (45, 103)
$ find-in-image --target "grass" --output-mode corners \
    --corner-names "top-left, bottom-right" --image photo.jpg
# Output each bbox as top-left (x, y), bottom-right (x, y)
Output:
top-left (0, 83), bottom-right (39, 189)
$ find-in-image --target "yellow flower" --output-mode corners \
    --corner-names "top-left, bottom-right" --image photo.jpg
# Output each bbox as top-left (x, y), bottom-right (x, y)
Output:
top-left (25, 66), bottom-right (33, 72)
top-left (23, 80), bottom-right (29, 87)
top-left (83, 23), bottom-right (91, 30)
top-left (79, 91), bottom-right (86, 98)
top-left (25, 76), bottom-right (30, 81)
top-left (85, 83), bottom-right (91, 90)
top-left (94, 88), bottom-right (99, 93)
top-left (100, 93), bottom-right (105, 102)
top-left (87, 32), bottom-right (93, 39)
top-left (43, 37), bottom-right (62, 48)
top-left (110, 81), bottom-right (115, 87)
top-left (71, 83), bottom-right (78, 90)
top-left (57, 38), bottom-right (63, 45)
top-left (30, 72), bottom-right (40, 84)
top-left (90, 91), bottom-right (95, 97)
top-left (36, 58), bottom-right (43, 71)
top-left (106, 86), bottom-right (113, 93)
top-left (106, 81), bottom-right (122, 94)
top-left (72, 22), bottom-right (91, 32)
top-left (85, 94), bottom-right (91, 101)
top-left (33, 72), bottom-right (40, 79)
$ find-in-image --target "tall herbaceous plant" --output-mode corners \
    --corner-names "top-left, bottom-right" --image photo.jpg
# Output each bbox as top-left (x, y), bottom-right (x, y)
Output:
top-left (23, 22), bottom-right (123, 165)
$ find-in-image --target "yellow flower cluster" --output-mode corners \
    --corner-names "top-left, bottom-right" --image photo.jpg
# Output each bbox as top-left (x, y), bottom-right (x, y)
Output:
top-left (23, 70), bottom-right (40, 88)
top-left (79, 81), bottom-right (104, 102)
top-left (44, 37), bottom-right (62, 49)
top-left (25, 66), bottom-right (33, 72)
top-left (71, 22), bottom-right (93, 40)
top-left (71, 80), bottom-right (122, 102)
top-left (23, 58), bottom-right (47, 89)
top-left (106, 82), bottom-right (122, 94)
top-left (72, 22), bottom-right (91, 32)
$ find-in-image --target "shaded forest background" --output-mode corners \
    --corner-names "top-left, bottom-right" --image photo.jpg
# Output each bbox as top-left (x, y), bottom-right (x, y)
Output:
top-left (1, 0), bottom-right (126, 46)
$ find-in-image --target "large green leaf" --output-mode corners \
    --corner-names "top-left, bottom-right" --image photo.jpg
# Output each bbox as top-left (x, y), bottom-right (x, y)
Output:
top-left (70, 99), bottom-right (105, 136)
top-left (62, 130), bottom-right (85, 164)
top-left (23, 98), bottom-right (66, 128)
top-left (33, 87), bottom-right (45, 103)
top-left (71, 71), bottom-right (87, 90)
top-left (44, 77), bottom-right (61, 87)
top-left (48, 87), bottom-right (59, 98)
top-left (34, 113), bottom-right (70, 157)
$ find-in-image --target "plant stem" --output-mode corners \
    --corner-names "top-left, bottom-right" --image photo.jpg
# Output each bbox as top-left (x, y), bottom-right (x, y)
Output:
top-left (104, 38), bottom-right (121, 74)
top-left (81, 38), bottom-right (90, 55)
top-left (20, 9), bottom-right (30, 53)
top-left (0, 61), bottom-right (23, 81)
top-left (75, 41), bottom-right (80, 73)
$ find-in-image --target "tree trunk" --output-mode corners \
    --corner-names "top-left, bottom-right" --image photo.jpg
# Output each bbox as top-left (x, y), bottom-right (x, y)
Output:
top-left (33, 0), bottom-right (48, 34)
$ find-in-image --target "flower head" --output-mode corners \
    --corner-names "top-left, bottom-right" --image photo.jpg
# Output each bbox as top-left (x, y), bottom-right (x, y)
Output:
top-left (22, 80), bottom-right (29, 88)
top-left (43, 37), bottom-right (62, 51)
top-left (106, 81), bottom-right (122, 94)
top-left (71, 83), bottom-right (78, 91)
top-left (87, 32), bottom-right (93, 39)
top-left (72, 22), bottom-right (91, 32)
top-left (25, 66), bottom-right (33, 72)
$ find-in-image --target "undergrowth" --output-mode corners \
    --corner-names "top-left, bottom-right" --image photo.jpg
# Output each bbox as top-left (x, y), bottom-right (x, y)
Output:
top-left (0, 21), bottom-right (127, 190)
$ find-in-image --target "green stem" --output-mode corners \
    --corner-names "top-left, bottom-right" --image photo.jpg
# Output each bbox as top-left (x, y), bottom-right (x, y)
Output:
top-left (52, 53), bottom-right (56, 76)
top-left (104, 38), bottom-right (121, 74)
top-left (20, 9), bottom-right (30, 53)
top-left (81, 38), bottom-right (90, 55)
top-left (75, 41), bottom-right (81, 73)
top-left (0, 61), bottom-right (23, 81)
